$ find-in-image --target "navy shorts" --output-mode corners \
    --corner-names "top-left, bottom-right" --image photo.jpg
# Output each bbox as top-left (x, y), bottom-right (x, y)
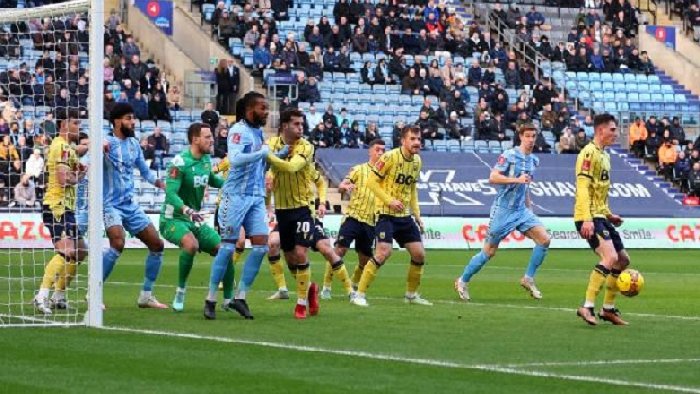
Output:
top-left (336, 216), bottom-right (375, 256)
top-left (42, 206), bottom-right (80, 243)
top-left (276, 207), bottom-right (326, 252)
top-left (375, 215), bottom-right (422, 248)
top-left (575, 218), bottom-right (624, 252)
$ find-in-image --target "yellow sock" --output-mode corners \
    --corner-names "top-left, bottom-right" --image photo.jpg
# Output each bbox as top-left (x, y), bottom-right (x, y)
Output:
top-left (585, 265), bottom-right (609, 305)
top-left (296, 264), bottom-right (310, 302)
top-left (55, 259), bottom-right (78, 291)
top-left (351, 264), bottom-right (363, 284)
top-left (269, 256), bottom-right (287, 289)
top-left (603, 270), bottom-right (620, 307)
top-left (331, 262), bottom-right (353, 294)
top-left (323, 262), bottom-right (333, 288)
top-left (406, 261), bottom-right (424, 293)
top-left (40, 254), bottom-right (65, 290)
top-left (358, 259), bottom-right (379, 294)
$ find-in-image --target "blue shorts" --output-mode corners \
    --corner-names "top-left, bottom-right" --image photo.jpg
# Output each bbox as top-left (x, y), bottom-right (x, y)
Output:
top-left (104, 201), bottom-right (152, 236)
top-left (486, 207), bottom-right (542, 246)
top-left (76, 208), bottom-right (88, 235)
top-left (218, 194), bottom-right (268, 242)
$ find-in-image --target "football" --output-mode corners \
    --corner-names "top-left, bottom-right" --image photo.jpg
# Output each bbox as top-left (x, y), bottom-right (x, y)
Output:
top-left (617, 269), bottom-right (645, 297)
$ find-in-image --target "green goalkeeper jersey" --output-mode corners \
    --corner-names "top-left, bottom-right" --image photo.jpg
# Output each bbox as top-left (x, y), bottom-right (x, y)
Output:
top-left (161, 149), bottom-right (224, 222)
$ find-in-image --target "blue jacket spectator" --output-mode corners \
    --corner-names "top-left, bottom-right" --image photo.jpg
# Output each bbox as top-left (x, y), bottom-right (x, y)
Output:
top-left (526, 8), bottom-right (545, 28)
top-left (467, 61), bottom-right (482, 87)
top-left (130, 92), bottom-right (149, 120)
top-left (253, 41), bottom-right (272, 69)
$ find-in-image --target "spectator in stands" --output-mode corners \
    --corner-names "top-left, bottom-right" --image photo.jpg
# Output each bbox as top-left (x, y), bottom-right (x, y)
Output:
top-left (558, 127), bottom-right (576, 154)
top-left (629, 117), bottom-right (647, 157)
top-left (130, 91), bottom-right (148, 121)
top-left (575, 128), bottom-right (589, 152)
top-left (526, 6), bottom-right (545, 30)
top-left (122, 79), bottom-right (137, 100)
top-left (337, 45), bottom-right (353, 73)
top-left (337, 107), bottom-right (351, 128)
top-left (214, 126), bottom-right (228, 159)
top-left (675, 151), bottom-right (691, 187)
top-left (310, 122), bottom-right (329, 148)
top-left (12, 174), bottom-right (36, 207)
top-left (16, 135), bottom-right (31, 164)
top-left (39, 113), bottom-right (56, 138)
top-left (148, 92), bottom-right (171, 123)
top-left (244, 24), bottom-right (260, 48)
top-left (658, 139), bottom-right (678, 180)
top-left (25, 148), bottom-right (43, 179)
top-left (374, 58), bottom-right (393, 85)
top-left (401, 67), bottom-right (421, 95)
top-left (504, 60), bottom-right (521, 89)
top-left (363, 122), bottom-right (380, 146)
top-left (416, 110), bottom-right (441, 142)
top-left (688, 3), bottom-right (700, 41)
top-left (467, 59), bottom-right (482, 87)
top-left (670, 117), bottom-right (686, 145)
top-left (0, 118), bottom-right (8, 137)
top-left (445, 112), bottom-right (467, 141)
top-left (167, 86), bottom-right (181, 111)
top-left (253, 38), bottom-right (271, 75)
top-left (361, 61), bottom-right (375, 85)
top-left (690, 162), bottom-right (700, 197)
top-left (128, 55), bottom-right (148, 85)
top-left (344, 120), bottom-right (362, 148)
top-left (352, 26), bottom-right (368, 54)
top-left (638, 51), bottom-right (655, 75)
top-left (540, 103), bottom-right (557, 131)
top-left (323, 105), bottom-right (339, 128)
top-left (139, 69), bottom-right (157, 96)
top-left (201, 102), bottom-right (219, 131)
top-left (145, 126), bottom-right (169, 170)
top-left (215, 59), bottom-right (239, 115)
top-left (323, 45), bottom-right (340, 71)
top-left (0, 135), bottom-right (20, 175)
top-left (303, 76), bottom-right (321, 104)
top-left (305, 105), bottom-right (323, 130)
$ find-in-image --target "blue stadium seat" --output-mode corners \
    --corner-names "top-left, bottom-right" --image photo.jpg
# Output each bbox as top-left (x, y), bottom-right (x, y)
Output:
top-left (647, 75), bottom-right (660, 84)
top-left (475, 140), bottom-right (489, 154)
top-left (612, 73), bottom-right (625, 83)
top-left (648, 84), bottom-right (661, 93)
top-left (461, 140), bottom-right (475, 153)
top-left (639, 93), bottom-right (651, 102)
top-left (447, 140), bottom-right (461, 153)
top-left (600, 73), bottom-right (613, 82)
top-left (501, 140), bottom-right (513, 150)
top-left (651, 93), bottom-right (664, 103)
top-left (602, 81), bottom-right (614, 91)
top-left (675, 94), bottom-right (688, 103)
top-left (588, 81), bottom-right (601, 91)
top-left (587, 72), bottom-right (600, 81)
top-left (626, 83), bottom-right (638, 92)
top-left (661, 84), bottom-right (674, 93)
top-left (627, 93), bottom-right (639, 102)
top-left (576, 72), bottom-right (589, 81)
top-left (433, 140), bottom-right (448, 152)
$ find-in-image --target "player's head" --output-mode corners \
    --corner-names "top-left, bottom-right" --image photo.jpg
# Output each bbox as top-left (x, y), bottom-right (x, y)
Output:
top-left (279, 108), bottom-right (304, 141)
top-left (368, 138), bottom-right (386, 164)
top-left (110, 102), bottom-right (136, 138)
top-left (58, 109), bottom-right (82, 143)
top-left (400, 125), bottom-right (422, 155)
top-left (187, 122), bottom-right (214, 154)
top-left (237, 92), bottom-right (268, 128)
top-left (518, 123), bottom-right (537, 154)
top-left (593, 113), bottom-right (618, 146)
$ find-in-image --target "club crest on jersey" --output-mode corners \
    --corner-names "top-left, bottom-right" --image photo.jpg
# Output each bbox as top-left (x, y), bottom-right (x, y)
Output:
top-left (379, 232), bottom-right (385, 239)
top-left (169, 166), bottom-right (179, 179)
top-left (61, 145), bottom-right (70, 161)
top-left (497, 155), bottom-right (506, 165)
top-left (231, 133), bottom-right (242, 144)
top-left (375, 160), bottom-right (385, 171)
top-left (582, 159), bottom-right (591, 171)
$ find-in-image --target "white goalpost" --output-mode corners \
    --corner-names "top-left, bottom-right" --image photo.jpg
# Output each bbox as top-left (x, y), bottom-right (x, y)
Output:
top-left (0, 0), bottom-right (103, 327)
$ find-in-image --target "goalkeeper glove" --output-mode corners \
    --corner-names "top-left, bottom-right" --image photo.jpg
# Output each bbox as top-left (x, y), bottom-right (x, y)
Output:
top-left (184, 207), bottom-right (206, 223)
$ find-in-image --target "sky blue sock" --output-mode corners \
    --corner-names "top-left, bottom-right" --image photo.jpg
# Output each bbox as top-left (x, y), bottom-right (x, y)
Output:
top-left (209, 243), bottom-right (235, 295)
top-left (102, 248), bottom-right (120, 282)
top-left (143, 251), bottom-right (163, 291)
top-left (525, 245), bottom-right (548, 278)
top-left (461, 251), bottom-right (491, 283)
top-left (238, 245), bottom-right (268, 294)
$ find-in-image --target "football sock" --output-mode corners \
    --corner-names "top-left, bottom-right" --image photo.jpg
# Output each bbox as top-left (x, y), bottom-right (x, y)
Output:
top-left (40, 254), bottom-right (65, 291)
top-left (222, 259), bottom-right (235, 300)
top-left (238, 245), bottom-right (268, 295)
top-left (208, 243), bottom-right (234, 301)
top-left (331, 259), bottom-right (353, 294)
top-left (143, 251), bottom-right (163, 292)
top-left (295, 262), bottom-right (310, 304)
top-left (323, 261), bottom-right (333, 289)
top-left (525, 244), bottom-right (548, 278)
top-left (55, 258), bottom-right (77, 292)
top-left (351, 264), bottom-right (363, 284)
top-left (406, 260), bottom-right (425, 293)
top-left (460, 251), bottom-right (490, 283)
top-left (584, 264), bottom-right (610, 308)
top-left (178, 251), bottom-right (195, 289)
top-left (233, 247), bottom-right (245, 264)
top-left (603, 268), bottom-right (622, 309)
top-left (357, 258), bottom-right (380, 294)
top-left (102, 247), bottom-right (120, 281)
top-left (269, 255), bottom-right (287, 290)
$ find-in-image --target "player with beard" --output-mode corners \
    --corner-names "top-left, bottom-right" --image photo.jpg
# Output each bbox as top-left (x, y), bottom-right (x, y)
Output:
top-left (102, 103), bottom-right (168, 309)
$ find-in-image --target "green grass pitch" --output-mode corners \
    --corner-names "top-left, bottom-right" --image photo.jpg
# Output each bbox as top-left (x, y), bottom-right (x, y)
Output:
top-left (1, 248), bottom-right (699, 393)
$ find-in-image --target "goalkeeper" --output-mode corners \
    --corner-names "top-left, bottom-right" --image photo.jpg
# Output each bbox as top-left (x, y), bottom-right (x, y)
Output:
top-left (159, 122), bottom-right (234, 312)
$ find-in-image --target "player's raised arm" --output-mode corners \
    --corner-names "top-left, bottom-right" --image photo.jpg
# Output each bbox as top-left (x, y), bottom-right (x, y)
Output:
top-left (338, 166), bottom-right (358, 193)
top-left (228, 128), bottom-right (270, 167)
top-left (134, 140), bottom-right (159, 186)
top-left (267, 143), bottom-right (312, 172)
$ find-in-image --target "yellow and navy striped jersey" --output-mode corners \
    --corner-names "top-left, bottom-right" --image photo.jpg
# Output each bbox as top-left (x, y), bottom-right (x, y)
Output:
top-left (267, 136), bottom-right (315, 210)
top-left (43, 135), bottom-right (78, 216)
top-left (344, 162), bottom-right (375, 225)
top-left (574, 142), bottom-right (612, 221)
top-left (371, 147), bottom-right (422, 217)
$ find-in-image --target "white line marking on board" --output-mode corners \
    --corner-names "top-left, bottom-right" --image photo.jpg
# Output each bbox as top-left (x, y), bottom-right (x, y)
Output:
top-left (102, 325), bottom-right (700, 394)
top-left (105, 281), bottom-right (700, 321)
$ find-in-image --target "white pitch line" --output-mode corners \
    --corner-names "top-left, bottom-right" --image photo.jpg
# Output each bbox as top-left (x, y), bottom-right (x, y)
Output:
top-left (105, 281), bottom-right (700, 322)
top-left (102, 325), bottom-right (700, 394)
top-left (506, 358), bottom-right (700, 368)
top-left (0, 313), bottom-right (71, 327)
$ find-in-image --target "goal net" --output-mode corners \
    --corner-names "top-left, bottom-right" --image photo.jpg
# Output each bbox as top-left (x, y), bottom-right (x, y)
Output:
top-left (0, 0), bottom-right (103, 327)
